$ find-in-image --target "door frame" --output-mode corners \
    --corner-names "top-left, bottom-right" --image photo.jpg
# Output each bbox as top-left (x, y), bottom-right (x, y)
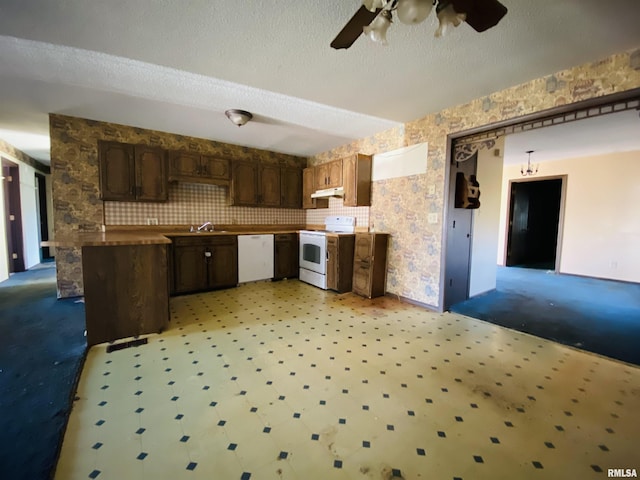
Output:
top-left (2, 158), bottom-right (25, 273)
top-left (440, 88), bottom-right (640, 311)
top-left (502, 174), bottom-right (567, 272)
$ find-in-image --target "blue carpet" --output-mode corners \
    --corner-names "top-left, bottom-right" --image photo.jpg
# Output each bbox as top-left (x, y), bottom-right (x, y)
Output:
top-left (450, 267), bottom-right (640, 365)
top-left (0, 264), bottom-right (86, 480)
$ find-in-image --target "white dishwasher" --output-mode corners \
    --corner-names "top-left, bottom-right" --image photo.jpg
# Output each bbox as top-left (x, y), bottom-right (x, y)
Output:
top-left (237, 234), bottom-right (274, 283)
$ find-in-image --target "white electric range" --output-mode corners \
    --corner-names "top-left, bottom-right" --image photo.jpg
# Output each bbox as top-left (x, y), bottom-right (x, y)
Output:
top-left (299, 216), bottom-right (356, 289)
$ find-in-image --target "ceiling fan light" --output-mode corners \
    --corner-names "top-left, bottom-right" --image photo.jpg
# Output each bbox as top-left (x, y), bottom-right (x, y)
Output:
top-left (362, 0), bottom-right (386, 12)
top-left (225, 109), bottom-right (253, 127)
top-left (396, 0), bottom-right (433, 25)
top-left (363, 10), bottom-right (392, 45)
top-left (434, 3), bottom-right (466, 37)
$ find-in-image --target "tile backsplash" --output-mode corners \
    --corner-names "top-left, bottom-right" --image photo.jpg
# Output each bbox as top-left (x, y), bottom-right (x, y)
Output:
top-left (104, 182), bottom-right (305, 226)
top-left (305, 196), bottom-right (370, 229)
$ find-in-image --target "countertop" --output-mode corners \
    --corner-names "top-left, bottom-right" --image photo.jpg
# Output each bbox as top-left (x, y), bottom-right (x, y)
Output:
top-left (43, 225), bottom-right (304, 247)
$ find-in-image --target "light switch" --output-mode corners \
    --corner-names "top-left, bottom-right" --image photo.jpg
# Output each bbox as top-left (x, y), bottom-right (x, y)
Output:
top-left (428, 185), bottom-right (436, 195)
top-left (428, 213), bottom-right (438, 224)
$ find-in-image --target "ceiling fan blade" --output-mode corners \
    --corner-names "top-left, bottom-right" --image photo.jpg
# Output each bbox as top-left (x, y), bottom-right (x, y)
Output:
top-left (450, 0), bottom-right (508, 32)
top-left (331, 5), bottom-right (380, 50)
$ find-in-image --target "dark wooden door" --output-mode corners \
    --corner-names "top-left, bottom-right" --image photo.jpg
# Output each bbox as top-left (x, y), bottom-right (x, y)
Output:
top-left (352, 234), bottom-right (373, 297)
top-left (274, 234), bottom-right (299, 279)
top-left (209, 242), bottom-right (238, 288)
top-left (280, 167), bottom-right (302, 209)
top-left (173, 245), bottom-right (208, 293)
top-left (326, 236), bottom-right (338, 290)
top-left (99, 141), bottom-right (135, 201)
top-left (2, 162), bottom-right (25, 272)
top-left (201, 156), bottom-right (230, 183)
top-left (507, 182), bottom-right (530, 266)
top-left (168, 151), bottom-right (200, 180)
top-left (327, 160), bottom-right (343, 188)
top-left (135, 146), bottom-right (168, 201)
top-left (232, 161), bottom-right (259, 206)
top-left (260, 164), bottom-right (281, 207)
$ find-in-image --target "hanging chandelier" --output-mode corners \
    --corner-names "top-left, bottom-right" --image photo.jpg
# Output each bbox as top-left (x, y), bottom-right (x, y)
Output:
top-left (521, 150), bottom-right (538, 177)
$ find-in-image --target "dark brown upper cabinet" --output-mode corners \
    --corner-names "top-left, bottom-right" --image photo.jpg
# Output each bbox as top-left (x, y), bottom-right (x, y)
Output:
top-left (230, 161), bottom-right (302, 208)
top-left (342, 153), bottom-right (372, 207)
top-left (315, 159), bottom-right (343, 190)
top-left (99, 141), bottom-right (168, 202)
top-left (302, 167), bottom-right (328, 210)
top-left (230, 161), bottom-right (260, 206)
top-left (168, 151), bottom-right (230, 186)
top-left (280, 166), bottom-right (302, 209)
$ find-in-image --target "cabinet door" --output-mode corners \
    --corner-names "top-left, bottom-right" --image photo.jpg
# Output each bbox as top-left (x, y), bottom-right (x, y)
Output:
top-left (135, 146), bottom-right (168, 201)
top-left (174, 245), bottom-right (208, 294)
top-left (231, 161), bottom-right (259, 206)
top-left (327, 160), bottom-right (343, 188)
top-left (315, 163), bottom-right (329, 190)
top-left (354, 234), bottom-right (373, 263)
top-left (352, 262), bottom-right (372, 297)
top-left (99, 141), bottom-right (135, 201)
top-left (303, 167), bottom-right (328, 209)
top-left (280, 167), bottom-right (302, 209)
top-left (260, 164), bottom-right (281, 207)
top-left (200, 156), bottom-right (230, 184)
top-left (326, 237), bottom-right (338, 290)
top-left (274, 234), bottom-right (299, 279)
top-left (168, 151), bottom-right (200, 181)
top-left (209, 241), bottom-right (238, 288)
top-left (343, 154), bottom-right (372, 207)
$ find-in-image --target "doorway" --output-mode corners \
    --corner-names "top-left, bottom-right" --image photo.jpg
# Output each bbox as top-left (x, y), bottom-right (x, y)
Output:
top-left (506, 177), bottom-right (564, 270)
top-left (2, 158), bottom-right (25, 273)
top-left (35, 173), bottom-right (52, 261)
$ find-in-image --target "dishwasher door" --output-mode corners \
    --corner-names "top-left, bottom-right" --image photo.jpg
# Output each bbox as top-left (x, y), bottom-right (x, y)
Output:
top-left (237, 234), bottom-right (275, 283)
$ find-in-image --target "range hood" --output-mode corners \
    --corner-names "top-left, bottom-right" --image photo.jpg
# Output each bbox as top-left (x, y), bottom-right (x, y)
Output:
top-left (311, 187), bottom-right (344, 199)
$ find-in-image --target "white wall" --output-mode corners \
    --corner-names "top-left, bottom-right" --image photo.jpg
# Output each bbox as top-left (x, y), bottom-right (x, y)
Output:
top-left (19, 163), bottom-right (40, 269)
top-left (469, 137), bottom-right (505, 297)
top-left (497, 150), bottom-right (640, 283)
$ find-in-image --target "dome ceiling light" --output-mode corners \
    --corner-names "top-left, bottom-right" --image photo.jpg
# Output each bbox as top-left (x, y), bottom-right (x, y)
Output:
top-left (225, 109), bottom-right (253, 127)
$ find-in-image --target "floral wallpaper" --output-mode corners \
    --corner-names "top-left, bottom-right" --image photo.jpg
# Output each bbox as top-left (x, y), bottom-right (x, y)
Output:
top-left (49, 115), bottom-right (305, 298)
top-left (308, 48), bottom-right (640, 309)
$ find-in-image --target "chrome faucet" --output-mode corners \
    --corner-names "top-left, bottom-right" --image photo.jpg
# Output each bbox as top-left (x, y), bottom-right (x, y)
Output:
top-left (197, 221), bottom-right (214, 232)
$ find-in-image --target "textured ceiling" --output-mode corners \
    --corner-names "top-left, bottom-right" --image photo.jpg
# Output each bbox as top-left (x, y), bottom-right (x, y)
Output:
top-left (0, 0), bottom-right (640, 164)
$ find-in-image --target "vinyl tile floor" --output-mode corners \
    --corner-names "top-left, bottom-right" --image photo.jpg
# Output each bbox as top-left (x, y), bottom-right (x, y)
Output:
top-left (55, 280), bottom-right (640, 480)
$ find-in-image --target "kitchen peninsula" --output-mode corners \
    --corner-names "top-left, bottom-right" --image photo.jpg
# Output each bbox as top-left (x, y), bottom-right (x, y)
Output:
top-left (51, 225), bottom-right (303, 347)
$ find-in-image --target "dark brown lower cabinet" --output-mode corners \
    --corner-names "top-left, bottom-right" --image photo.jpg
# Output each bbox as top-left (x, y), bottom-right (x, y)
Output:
top-left (274, 233), bottom-right (299, 280)
top-left (326, 234), bottom-right (355, 293)
top-left (352, 233), bottom-right (389, 298)
top-left (171, 235), bottom-right (238, 294)
top-left (82, 243), bottom-right (170, 346)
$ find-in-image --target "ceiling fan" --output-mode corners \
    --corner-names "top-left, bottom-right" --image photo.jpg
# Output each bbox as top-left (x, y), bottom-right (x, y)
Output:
top-left (331, 0), bottom-right (508, 49)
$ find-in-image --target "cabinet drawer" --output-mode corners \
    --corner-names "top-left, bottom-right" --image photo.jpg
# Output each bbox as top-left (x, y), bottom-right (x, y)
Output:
top-left (275, 233), bottom-right (297, 242)
top-left (171, 235), bottom-right (237, 247)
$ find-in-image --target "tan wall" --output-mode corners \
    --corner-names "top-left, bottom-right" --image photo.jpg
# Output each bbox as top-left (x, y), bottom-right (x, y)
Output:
top-left (498, 150), bottom-right (640, 283)
top-left (307, 48), bottom-right (640, 308)
top-left (49, 115), bottom-right (305, 298)
top-left (469, 137), bottom-right (505, 297)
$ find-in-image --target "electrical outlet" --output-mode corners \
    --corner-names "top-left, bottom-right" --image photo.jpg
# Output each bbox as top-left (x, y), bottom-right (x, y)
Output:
top-left (146, 218), bottom-right (158, 225)
top-left (428, 213), bottom-right (438, 224)
top-left (428, 184), bottom-right (436, 195)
